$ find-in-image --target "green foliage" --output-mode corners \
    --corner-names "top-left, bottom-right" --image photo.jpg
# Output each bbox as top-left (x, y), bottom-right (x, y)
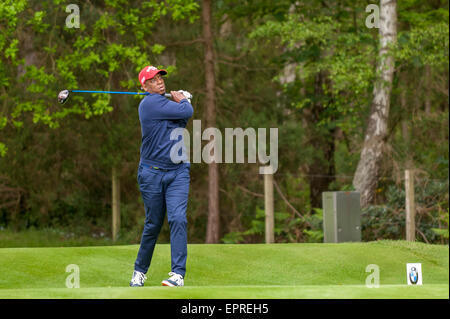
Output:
top-left (362, 179), bottom-right (449, 244)
top-left (302, 208), bottom-right (324, 243)
top-left (0, 143), bottom-right (6, 157)
top-left (399, 0), bottom-right (449, 26)
top-left (222, 205), bottom-right (325, 244)
top-left (249, 6), bottom-right (376, 132)
top-left (396, 22), bottom-right (449, 68)
top-left (221, 231), bottom-right (245, 244)
top-left (0, 0), bottom-right (27, 91)
top-left (0, 0), bottom-right (201, 237)
top-left (27, 10), bottom-right (49, 33)
top-left (221, 207), bottom-right (297, 243)
top-left (243, 207), bottom-right (291, 237)
top-left (0, 1), bottom-right (448, 245)
top-left (0, 0), bottom-right (200, 150)
top-left (165, 0), bottom-right (200, 23)
top-left (432, 209), bottom-right (449, 240)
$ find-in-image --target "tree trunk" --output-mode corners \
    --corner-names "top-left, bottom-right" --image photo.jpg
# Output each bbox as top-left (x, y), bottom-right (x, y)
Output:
top-left (400, 72), bottom-right (413, 168)
top-left (306, 72), bottom-right (336, 210)
top-left (202, 0), bottom-right (220, 243)
top-left (264, 170), bottom-right (274, 243)
top-left (112, 166), bottom-right (120, 241)
top-left (353, 0), bottom-right (397, 208)
top-left (308, 133), bottom-right (335, 210)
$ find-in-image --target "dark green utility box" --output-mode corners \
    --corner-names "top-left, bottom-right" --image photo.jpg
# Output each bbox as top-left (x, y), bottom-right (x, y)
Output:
top-left (322, 192), bottom-right (361, 243)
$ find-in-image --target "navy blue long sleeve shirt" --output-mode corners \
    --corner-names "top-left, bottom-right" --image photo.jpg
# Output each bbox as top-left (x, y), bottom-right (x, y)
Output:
top-left (138, 93), bottom-right (193, 170)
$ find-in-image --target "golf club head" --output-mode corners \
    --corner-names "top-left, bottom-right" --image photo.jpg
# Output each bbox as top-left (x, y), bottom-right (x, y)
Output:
top-left (58, 90), bottom-right (70, 104)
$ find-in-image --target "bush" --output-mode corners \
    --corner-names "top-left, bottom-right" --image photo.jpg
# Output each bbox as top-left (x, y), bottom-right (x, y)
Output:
top-left (362, 178), bottom-right (449, 244)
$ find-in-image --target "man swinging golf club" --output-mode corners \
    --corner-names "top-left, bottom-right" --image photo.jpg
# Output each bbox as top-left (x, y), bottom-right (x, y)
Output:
top-left (130, 66), bottom-right (193, 287)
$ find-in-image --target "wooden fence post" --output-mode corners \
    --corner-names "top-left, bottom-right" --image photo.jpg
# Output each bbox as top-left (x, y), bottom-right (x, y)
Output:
top-left (112, 166), bottom-right (120, 241)
top-left (264, 166), bottom-right (274, 243)
top-left (405, 169), bottom-right (415, 241)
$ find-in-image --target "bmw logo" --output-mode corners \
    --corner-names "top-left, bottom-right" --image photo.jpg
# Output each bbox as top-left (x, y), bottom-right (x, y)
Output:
top-left (409, 267), bottom-right (419, 284)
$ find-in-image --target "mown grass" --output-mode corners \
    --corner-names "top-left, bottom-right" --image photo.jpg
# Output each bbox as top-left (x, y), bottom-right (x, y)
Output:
top-left (0, 240), bottom-right (447, 298)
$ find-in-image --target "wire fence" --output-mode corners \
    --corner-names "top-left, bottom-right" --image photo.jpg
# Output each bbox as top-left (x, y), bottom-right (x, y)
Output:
top-left (273, 172), bottom-right (449, 183)
top-left (232, 168), bottom-right (449, 244)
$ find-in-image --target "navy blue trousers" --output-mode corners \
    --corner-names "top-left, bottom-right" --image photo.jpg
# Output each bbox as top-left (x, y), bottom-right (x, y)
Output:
top-left (134, 163), bottom-right (190, 277)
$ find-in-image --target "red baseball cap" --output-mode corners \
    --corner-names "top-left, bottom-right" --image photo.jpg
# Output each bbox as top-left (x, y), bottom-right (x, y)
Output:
top-left (138, 66), bottom-right (167, 86)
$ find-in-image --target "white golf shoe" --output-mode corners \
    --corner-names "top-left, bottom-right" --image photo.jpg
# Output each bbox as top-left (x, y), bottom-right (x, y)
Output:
top-left (130, 270), bottom-right (147, 287)
top-left (161, 272), bottom-right (184, 287)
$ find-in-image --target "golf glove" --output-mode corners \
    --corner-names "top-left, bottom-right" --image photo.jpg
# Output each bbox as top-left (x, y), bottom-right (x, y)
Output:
top-left (178, 90), bottom-right (192, 103)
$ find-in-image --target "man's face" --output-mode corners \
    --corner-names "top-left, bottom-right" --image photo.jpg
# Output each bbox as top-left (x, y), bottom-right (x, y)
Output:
top-left (143, 73), bottom-right (165, 94)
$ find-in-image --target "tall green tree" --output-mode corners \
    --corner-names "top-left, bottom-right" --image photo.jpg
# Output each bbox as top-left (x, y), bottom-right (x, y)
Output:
top-left (1, 0), bottom-right (199, 154)
top-left (202, 0), bottom-right (221, 243)
top-left (353, 0), bottom-right (398, 208)
top-left (248, 0), bottom-right (377, 209)
top-left (0, 0), bottom-right (200, 233)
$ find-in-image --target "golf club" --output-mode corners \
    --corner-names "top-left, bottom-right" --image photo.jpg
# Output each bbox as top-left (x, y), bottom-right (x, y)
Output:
top-left (57, 89), bottom-right (186, 105)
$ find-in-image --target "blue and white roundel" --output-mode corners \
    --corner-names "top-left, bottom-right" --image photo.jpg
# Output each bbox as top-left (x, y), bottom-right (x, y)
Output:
top-left (409, 267), bottom-right (419, 284)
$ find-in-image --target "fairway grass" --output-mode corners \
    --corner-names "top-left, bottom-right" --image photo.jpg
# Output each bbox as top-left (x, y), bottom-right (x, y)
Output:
top-left (0, 240), bottom-right (448, 299)
top-left (0, 285), bottom-right (448, 299)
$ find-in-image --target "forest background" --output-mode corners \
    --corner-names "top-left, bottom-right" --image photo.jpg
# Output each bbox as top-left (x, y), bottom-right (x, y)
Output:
top-left (0, 0), bottom-right (448, 246)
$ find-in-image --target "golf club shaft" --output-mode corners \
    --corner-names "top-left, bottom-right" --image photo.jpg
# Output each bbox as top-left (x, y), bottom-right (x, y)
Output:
top-left (71, 90), bottom-right (172, 98)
